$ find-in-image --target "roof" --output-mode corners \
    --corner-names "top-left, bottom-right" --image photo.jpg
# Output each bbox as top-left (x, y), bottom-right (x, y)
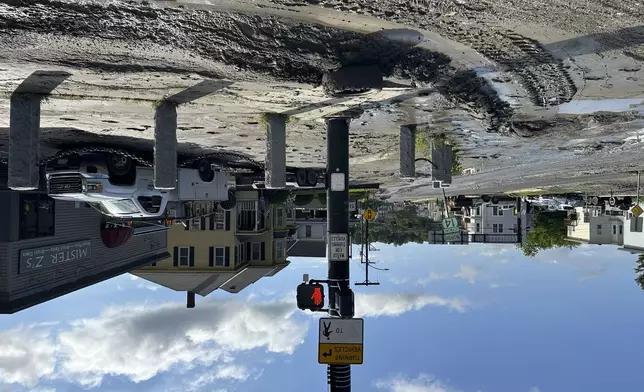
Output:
top-left (264, 261), bottom-right (291, 277)
top-left (132, 271), bottom-right (237, 296)
top-left (220, 266), bottom-right (278, 293)
top-left (287, 240), bottom-right (326, 258)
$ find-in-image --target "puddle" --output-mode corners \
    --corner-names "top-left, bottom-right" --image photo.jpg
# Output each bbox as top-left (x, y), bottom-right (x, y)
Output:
top-left (558, 99), bottom-right (644, 114)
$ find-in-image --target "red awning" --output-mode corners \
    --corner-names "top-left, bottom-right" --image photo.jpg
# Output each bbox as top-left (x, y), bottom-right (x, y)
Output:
top-left (101, 226), bottom-right (133, 248)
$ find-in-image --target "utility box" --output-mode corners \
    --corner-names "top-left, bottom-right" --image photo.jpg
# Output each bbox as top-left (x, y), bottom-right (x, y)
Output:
top-left (431, 145), bottom-right (453, 185)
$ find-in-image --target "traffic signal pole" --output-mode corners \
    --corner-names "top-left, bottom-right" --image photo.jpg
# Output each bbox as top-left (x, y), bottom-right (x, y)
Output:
top-left (326, 117), bottom-right (352, 392)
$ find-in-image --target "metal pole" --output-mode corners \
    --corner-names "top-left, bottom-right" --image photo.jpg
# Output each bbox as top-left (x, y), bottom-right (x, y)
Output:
top-left (637, 171), bottom-right (641, 204)
top-left (326, 117), bottom-right (351, 392)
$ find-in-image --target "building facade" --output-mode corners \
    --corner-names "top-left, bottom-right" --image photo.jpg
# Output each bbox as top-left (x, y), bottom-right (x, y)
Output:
top-left (0, 189), bottom-right (169, 313)
top-left (566, 206), bottom-right (625, 245)
top-left (133, 190), bottom-right (289, 297)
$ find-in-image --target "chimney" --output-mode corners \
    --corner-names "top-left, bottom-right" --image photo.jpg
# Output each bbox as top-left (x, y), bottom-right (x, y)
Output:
top-left (187, 291), bottom-right (195, 308)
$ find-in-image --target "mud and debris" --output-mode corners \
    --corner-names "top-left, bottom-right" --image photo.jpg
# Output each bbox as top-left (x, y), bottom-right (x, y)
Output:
top-left (0, 0), bottom-right (514, 132)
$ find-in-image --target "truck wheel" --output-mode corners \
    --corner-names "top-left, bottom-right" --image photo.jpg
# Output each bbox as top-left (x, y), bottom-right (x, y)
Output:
top-left (306, 169), bottom-right (319, 186)
top-left (220, 191), bottom-right (236, 210)
top-left (197, 159), bottom-right (214, 182)
top-left (107, 153), bottom-right (133, 176)
top-left (107, 153), bottom-right (136, 185)
top-left (296, 169), bottom-right (308, 187)
top-left (481, 195), bottom-right (491, 202)
top-left (609, 197), bottom-right (617, 207)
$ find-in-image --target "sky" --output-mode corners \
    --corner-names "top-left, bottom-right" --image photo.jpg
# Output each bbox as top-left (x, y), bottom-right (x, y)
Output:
top-left (1, 242), bottom-right (643, 392)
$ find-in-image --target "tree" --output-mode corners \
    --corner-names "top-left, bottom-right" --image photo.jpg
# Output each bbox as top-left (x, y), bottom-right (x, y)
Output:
top-left (353, 204), bottom-right (436, 246)
top-left (634, 254), bottom-right (644, 291)
top-left (517, 210), bottom-right (580, 257)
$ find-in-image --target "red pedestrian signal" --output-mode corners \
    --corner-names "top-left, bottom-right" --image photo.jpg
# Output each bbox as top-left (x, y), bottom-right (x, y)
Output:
top-left (312, 287), bottom-right (323, 306)
top-left (297, 283), bottom-right (325, 311)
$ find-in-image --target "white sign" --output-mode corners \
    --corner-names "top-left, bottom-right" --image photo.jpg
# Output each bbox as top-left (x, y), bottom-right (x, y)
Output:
top-left (319, 318), bottom-right (364, 344)
top-left (443, 232), bottom-right (462, 243)
top-left (441, 217), bottom-right (460, 234)
top-left (330, 173), bottom-right (346, 191)
top-left (328, 233), bottom-right (348, 261)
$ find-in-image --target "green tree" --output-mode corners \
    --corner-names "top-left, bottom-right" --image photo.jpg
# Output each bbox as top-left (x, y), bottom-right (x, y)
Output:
top-left (634, 254), bottom-right (644, 291)
top-left (517, 210), bottom-right (580, 257)
top-left (354, 203), bottom-right (436, 246)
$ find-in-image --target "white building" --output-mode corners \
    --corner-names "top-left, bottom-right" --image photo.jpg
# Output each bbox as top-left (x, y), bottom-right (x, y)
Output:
top-left (566, 206), bottom-right (625, 245)
top-left (622, 209), bottom-right (644, 252)
top-left (465, 202), bottom-right (518, 235)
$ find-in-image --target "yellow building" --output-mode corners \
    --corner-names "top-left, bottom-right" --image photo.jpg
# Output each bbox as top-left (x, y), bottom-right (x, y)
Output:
top-left (133, 191), bottom-right (290, 296)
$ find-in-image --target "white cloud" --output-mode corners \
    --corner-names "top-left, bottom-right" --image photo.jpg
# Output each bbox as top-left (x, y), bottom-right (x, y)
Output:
top-left (214, 364), bottom-right (250, 381)
top-left (375, 373), bottom-right (461, 392)
top-left (0, 299), bottom-right (306, 389)
top-left (136, 283), bottom-right (160, 291)
top-left (356, 293), bottom-right (470, 317)
top-left (419, 265), bottom-right (484, 285)
top-left (0, 325), bottom-right (57, 387)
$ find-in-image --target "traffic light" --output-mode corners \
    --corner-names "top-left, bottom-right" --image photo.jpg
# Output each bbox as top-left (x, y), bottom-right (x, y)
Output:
top-left (297, 283), bottom-right (325, 311)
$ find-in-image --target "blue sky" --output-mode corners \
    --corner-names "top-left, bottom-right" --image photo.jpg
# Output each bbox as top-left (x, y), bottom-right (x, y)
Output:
top-left (1, 243), bottom-right (643, 392)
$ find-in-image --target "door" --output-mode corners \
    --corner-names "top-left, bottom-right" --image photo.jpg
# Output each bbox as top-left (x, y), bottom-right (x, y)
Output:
top-left (612, 224), bottom-right (619, 243)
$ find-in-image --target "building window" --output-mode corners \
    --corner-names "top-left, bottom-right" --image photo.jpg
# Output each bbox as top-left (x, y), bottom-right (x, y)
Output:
top-left (276, 208), bottom-right (285, 227)
top-left (498, 208), bottom-right (504, 216)
top-left (178, 246), bottom-right (190, 266)
top-left (252, 242), bottom-right (261, 260)
top-left (475, 223), bottom-right (480, 233)
top-left (275, 240), bottom-right (284, 258)
top-left (19, 194), bottom-right (55, 240)
top-left (476, 207), bottom-right (481, 216)
top-left (213, 208), bottom-right (225, 230)
top-left (190, 218), bottom-right (201, 230)
top-left (492, 207), bottom-right (498, 216)
top-left (493, 224), bottom-right (503, 233)
top-left (597, 224), bottom-right (602, 235)
top-left (306, 225), bottom-right (312, 238)
top-left (213, 247), bottom-right (224, 266)
top-left (613, 225), bottom-right (617, 235)
top-left (239, 243), bottom-right (245, 263)
top-left (620, 225), bottom-right (623, 235)
top-left (499, 224), bottom-right (503, 233)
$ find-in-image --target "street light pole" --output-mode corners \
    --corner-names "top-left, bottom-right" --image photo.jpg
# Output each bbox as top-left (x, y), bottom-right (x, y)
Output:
top-left (326, 117), bottom-right (352, 392)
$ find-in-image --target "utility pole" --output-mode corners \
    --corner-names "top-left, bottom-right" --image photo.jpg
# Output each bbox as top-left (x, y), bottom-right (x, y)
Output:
top-left (637, 171), bottom-right (641, 204)
top-left (356, 215), bottom-right (381, 286)
top-left (326, 117), bottom-right (353, 392)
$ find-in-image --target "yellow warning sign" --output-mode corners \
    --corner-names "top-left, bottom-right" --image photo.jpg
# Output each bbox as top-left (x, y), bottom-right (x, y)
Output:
top-left (318, 343), bottom-right (363, 365)
top-left (633, 205), bottom-right (644, 218)
top-left (363, 208), bottom-right (377, 222)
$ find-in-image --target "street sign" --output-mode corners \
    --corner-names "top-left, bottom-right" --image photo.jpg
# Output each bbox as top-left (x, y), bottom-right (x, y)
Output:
top-left (328, 233), bottom-right (348, 261)
top-left (632, 204), bottom-right (643, 218)
top-left (443, 232), bottom-right (462, 243)
top-left (296, 283), bottom-right (325, 311)
top-left (318, 318), bottom-right (364, 365)
top-left (363, 208), bottom-right (377, 222)
top-left (441, 217), bottom-right (460, 234)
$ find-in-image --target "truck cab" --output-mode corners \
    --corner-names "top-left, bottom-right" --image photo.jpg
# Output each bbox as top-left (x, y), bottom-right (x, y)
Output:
top-left (46, 152), bottom-right (233, 219)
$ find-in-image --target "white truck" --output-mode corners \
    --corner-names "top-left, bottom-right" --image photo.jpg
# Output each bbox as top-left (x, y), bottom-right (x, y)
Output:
top-left (45, 152), bottom-right (233, 219)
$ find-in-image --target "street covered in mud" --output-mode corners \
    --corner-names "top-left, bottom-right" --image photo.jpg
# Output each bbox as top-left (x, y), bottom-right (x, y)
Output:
top-left (0, 0), bottom-right (642, 195)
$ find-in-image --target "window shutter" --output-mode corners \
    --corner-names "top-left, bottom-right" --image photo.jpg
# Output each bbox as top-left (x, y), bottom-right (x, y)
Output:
top-left (200, 217), bottom-right (206, 231)
top-left (225, 211), bottom-right (231, 231)
top-left (225, 247), bottom-right (230, 267)
top-left (173, 247), bottom-right (178, 266)
top-left (209, 216), bottom-right (215, 231)
top-left (189, 247), bottom-right (195, 266)
top-left (260, 242), bottom-right (265, 261)
top-left (208, 247), bottom-right (214, 267)
top-left (246, 242), bottom-right (251, 257)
